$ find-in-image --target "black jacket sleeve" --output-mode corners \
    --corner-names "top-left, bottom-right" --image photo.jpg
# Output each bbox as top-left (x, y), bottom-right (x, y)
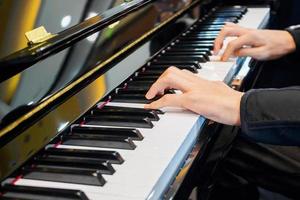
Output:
top-left (240, 87), bottom-right (300, 146)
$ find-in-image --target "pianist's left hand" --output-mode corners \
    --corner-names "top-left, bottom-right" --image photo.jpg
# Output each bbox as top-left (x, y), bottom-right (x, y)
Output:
top-left (144, 67), bottom-right (243, 126)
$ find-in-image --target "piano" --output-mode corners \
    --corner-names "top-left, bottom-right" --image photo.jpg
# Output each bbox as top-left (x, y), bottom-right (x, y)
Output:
top-left (0, 0), bottom-right (271, 199)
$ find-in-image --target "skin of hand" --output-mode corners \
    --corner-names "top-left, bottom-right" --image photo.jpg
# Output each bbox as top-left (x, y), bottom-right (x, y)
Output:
top-left (214, 22), bottom-right (296, 61)
top-left (144, 67), bottom-right (244, 126)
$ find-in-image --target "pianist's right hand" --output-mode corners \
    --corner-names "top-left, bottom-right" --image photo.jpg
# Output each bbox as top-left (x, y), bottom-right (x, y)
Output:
top-left (213, 22), bottom-right (296, 61)
top-left (144, 67), bottom-right (243, 126)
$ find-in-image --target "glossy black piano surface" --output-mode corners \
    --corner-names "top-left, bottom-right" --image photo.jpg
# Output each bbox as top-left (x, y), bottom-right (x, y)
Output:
top-left (0, 0), bottom-right (270, 199)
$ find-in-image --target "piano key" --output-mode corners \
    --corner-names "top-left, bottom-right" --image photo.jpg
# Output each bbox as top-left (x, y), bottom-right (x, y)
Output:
top-left (62, 134), bottom-right (137, 150)
top-left (154, 55), bottom-right (207, 63)
top-left (115, 87), bottom-right (175, 98)
top-left (33, 155), bottom-right (115, 175)
top-left (198, 21), bottom-right (226, 26)
top-left (177, 36), bottom-right (216, 41)
top-left (83, 114), bottom-right (154, 128)
top-left (136, 70), bottom-right (164, 76)
top-left (186, 30), bottom-right (220, 35)
top-left (193, 26), bottom-right (222, 31)
top-left (205, 17), bottom-right (238, 23)
top-left (130, 75), bottom-right (159, 81)
top-left (147, 64), bottom-right (198, 73)
top-left (44, 147), bottom-right (124, 164)
top-left (213, 12), bottom-right (243, 19)
top-left (195, 24), bottom-right (224, 29)
top-left (91, 106), bottom-right (159, 121)
top-left (111, 93), bottom-right (159, 104)
top-left (0, 184), bottom-right (89, 200)
top-left (152, 60), bottom-right (201, 68)
top-left (167, 47), bottom-right (211, 55)
top-left (116, 87), bottom-right (151, 94)
top-left (22, 165), bottom-right (106, 186)
top-left (183, 33), bottom-right (219, 38)
top-left (174, 43), bottom-right (214, 49)
top-left (218, 6), bottom-right (247, 13)
top-left (163, 53), bottom-right (210, 63)
top-left (72, 126), bottom-right (143, 141)
top-left (127, 80), bottom-right (154, 85)
top-left (177, 40), bottom-right (214, 45)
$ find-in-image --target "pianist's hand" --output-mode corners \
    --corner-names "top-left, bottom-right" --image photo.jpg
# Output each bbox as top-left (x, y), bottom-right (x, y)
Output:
top-left (144, 67), bottom-right (243, 126)
top-left (214, 22), bottom-right (296, 61)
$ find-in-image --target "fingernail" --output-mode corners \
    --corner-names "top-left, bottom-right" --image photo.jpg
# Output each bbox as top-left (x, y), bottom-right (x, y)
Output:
top-left (145, 93), bottom-right (151, 100)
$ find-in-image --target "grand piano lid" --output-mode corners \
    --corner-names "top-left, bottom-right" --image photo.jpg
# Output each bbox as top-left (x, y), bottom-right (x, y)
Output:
top-left (0, 0), bottom-right (201, 144)
top-left (0, 0), bottom-right (153, 83)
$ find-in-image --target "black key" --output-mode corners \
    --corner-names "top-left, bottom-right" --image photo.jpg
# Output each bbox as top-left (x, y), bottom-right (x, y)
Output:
top-left (152, 60), bottom-right (201, 68)
top-left (131, 75), bottom-right (159, 81)
top-left (116, 87), bottom-right (174, 95)
top-left (206, 17), bottom-right (238, 23)
top-left (167, 47), bottom-right (211, 55)
top-left (178, 40), bottom-right (214, 44)
top-left (92, 105), bottom-right (159, 121)
top-left (195, 25), bottom-right (224, 29)
top-left (112, 93), bottom-right (159, 104)
top-left (148, 64), bottom-right (198, 73)
top-left (136, 70), bottom-right (163, 76)
top-left (44, 147), bottom-right (124, 164)
top-left (72, 125), bottom-right (144, 140)
top-left (174, 43), bottom-right (214, 49)
top-left (161, 52), bottom-right (210, 63)
top-left (184, 33), bottom-right (219, 38)
top-left (199, 21), bottom-right (226, 26)
top-left (213, 12), bottom-right (243, 19)
top-left (218, 6), bottom-right (247, 14)
top-left (83, 114), bottom-right (153, 128)
top-left (154, 55), bottom-right (207, 63)
top-left (62, 134), bottom-right (137, 150)
top-left (124, 80), bottom-right (154, 90)
top-left (184, 30), bottom-right (220, 35)
top-left (22, 165), bottom-right (106, 186)
top-left (34, 155), bottom-right (115, 175)
top-left (178, 36), bottom-right (216, 41)
top-left (116, 87), bottom-right (154, 95)
top-left (193, 26), bottom-right (222, 32)
top-left (127, 80), bottom-right (154, 85)
top-left (124, 83), bottom-right (152, 90)
top-left (1, 184), bottom-right (88, 200)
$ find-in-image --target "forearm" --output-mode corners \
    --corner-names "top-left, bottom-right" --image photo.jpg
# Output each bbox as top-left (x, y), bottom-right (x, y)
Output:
top-left (240, 87), bottom-right (300, 145)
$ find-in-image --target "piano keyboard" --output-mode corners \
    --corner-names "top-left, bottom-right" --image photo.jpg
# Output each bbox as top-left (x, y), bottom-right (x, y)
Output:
top-left (1, 6), bottom-right (269, 200)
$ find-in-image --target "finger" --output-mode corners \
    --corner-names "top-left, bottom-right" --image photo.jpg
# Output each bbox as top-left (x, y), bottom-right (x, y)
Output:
top-left (144, 94), bottom-right (183, 109)
top-left (235, 46), bottom-right (267, 60)
top-left (221, 34), bottom-right (253, 61)
top-left (145, 67), bottom-right (191, 99)
top-left (213, 26), bottom-right (249, 54)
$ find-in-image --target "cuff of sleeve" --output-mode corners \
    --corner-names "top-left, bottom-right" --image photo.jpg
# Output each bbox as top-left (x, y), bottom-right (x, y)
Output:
top-left (285, 25), bottom-right (300, 55)
top-left (239, 89), bottom-right (252, 136)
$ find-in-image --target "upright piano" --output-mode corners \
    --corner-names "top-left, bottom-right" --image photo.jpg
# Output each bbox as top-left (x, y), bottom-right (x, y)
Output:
top-left (0, 0), bottom-right (271, 199)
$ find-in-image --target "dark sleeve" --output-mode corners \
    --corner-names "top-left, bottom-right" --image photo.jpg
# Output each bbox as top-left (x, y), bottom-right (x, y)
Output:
top-left (240, 87), bottom-right (300, 145)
